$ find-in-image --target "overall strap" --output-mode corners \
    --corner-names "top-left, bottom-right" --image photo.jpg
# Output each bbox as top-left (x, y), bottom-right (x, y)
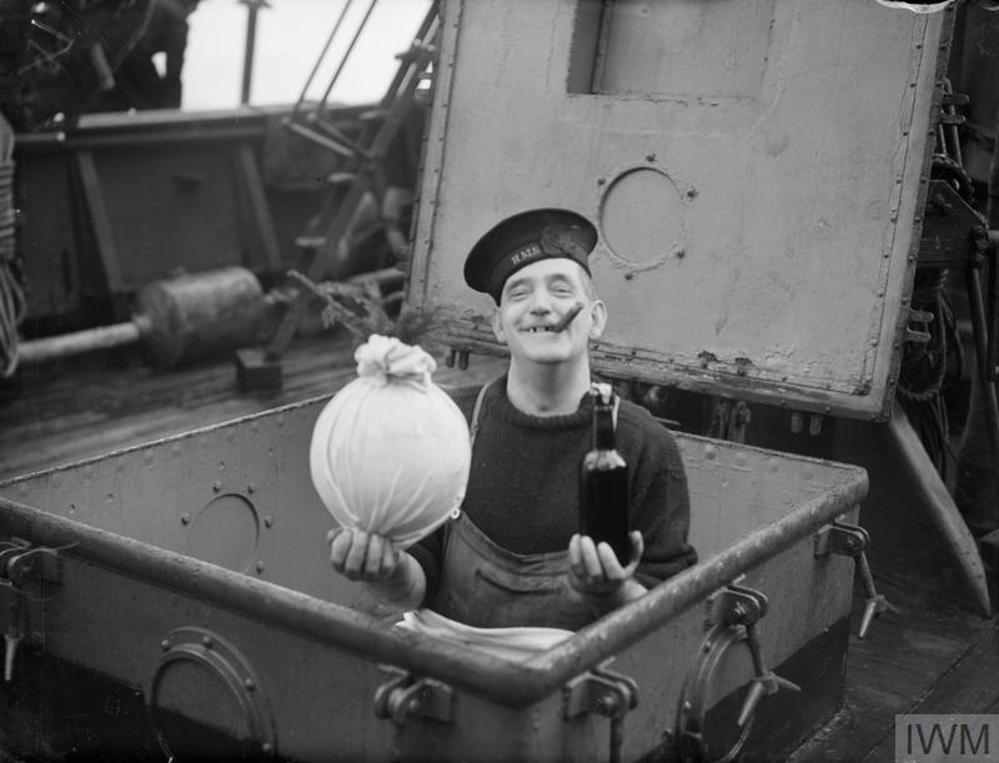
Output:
top-left (469, 379), bottom-right (495, 449)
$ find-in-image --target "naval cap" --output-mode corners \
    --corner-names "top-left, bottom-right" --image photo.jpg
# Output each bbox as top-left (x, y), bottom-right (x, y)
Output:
top-left (464, 208), bottom-right (598, 303)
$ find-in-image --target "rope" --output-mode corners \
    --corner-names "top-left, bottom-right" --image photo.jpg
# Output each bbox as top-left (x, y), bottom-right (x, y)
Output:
top-left (897, 267), bottom-right (961, 479)
top-left (0, 115), bottom-right (25, 378)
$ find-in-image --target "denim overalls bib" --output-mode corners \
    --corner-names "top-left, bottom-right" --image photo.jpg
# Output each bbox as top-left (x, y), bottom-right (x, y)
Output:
top-left (426, 381), bottom-right (594, 630)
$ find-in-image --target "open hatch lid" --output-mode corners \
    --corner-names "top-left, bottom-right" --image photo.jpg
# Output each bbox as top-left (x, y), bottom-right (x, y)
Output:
top-left (407, 0), bottom-right (953, 422)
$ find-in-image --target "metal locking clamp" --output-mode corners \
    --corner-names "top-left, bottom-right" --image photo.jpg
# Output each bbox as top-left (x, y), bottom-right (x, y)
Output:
top-left (676, 582), bottom-right (800, 763)
top-left (814, 521), bottom-right (897, 639)
top-left (0, 539), bottom-right (62, 682)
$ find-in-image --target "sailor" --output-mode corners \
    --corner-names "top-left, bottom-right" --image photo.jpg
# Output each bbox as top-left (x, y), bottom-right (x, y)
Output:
top-left (328, 208), bottom-right (696, 629)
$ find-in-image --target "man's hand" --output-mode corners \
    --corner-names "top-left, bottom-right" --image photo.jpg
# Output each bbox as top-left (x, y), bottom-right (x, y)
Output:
top-left (328, 527), bottom-right (426, 609)
top-left (568, 531), bottom-right (646, 611)
top-left (328, 527), bottom-right (401, 582)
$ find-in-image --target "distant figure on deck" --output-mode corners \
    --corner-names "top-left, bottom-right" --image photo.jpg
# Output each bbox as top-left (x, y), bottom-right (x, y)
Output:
top-left (92, 0), bottom-right (200, 112)
top-left (328, 208), bottom-right (696, 630)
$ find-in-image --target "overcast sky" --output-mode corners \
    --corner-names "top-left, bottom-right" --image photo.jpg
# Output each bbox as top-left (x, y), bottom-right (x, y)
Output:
top-left (181, 0), bottom-right (433, 111)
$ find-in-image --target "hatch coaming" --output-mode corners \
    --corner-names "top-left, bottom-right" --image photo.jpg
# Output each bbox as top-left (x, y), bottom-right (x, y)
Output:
top-left (0, 409), bottom-right (867, 760)
top-left (408, 0), bottom-right (948, 421)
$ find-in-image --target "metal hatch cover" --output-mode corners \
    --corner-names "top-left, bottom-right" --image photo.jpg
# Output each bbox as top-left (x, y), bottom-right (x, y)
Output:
top-left (407, 0), bottom-right (950, 421)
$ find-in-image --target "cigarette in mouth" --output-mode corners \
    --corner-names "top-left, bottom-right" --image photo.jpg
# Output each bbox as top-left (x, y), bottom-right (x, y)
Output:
top-left (552, 302), bottom-right (584, 332)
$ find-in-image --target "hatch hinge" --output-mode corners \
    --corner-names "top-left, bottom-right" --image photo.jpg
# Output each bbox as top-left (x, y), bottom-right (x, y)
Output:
top-left (677, 580), bottom-right (800, 763)
top-left (373, 666), bottom-right (455, 725)
top-left (814, 521), bottom-right (897, 638)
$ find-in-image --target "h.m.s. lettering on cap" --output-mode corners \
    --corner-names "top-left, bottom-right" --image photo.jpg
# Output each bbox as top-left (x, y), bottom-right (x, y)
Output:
top-left (463, 208), bottom-right (598, 303)
top-left (509, 243), bottom-right (543, 268)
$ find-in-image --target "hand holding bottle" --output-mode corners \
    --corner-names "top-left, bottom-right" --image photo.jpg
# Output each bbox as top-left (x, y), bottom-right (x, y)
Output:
top-left (579, 384), bottom-right (632, 562)
top-left (567, 530), bottom-right (646, 604)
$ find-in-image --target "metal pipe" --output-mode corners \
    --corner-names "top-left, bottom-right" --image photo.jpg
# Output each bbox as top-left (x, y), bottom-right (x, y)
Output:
top-left (965, 264), bottom-right (999, 459)
top-left (989, 230), bottom-right (999, 365)
top-left (14, 127), bottom-right (266, 151)
top-left (240, 0), bottom-right (269, 105)
top-left (888, 405), bottom-right (992, 616)
top-left (944, 80), bottom-right (963, 169)
top-left (357, 11), bottom-right (440, 163)
top-left (379, 0), bottom-right (439, 108)
top-left (311, 116), bottom-right (369, 157)
top-left (0, 465), bottom-right (867, 708)
top-left (318, 0), bottom-right (380, 113)
top-left (283, 119), bottom-right (359, 160)
top-left (954, 74), bottom-right (999, 536)
top-left (17, 319), bottom-right (145, 366)
top-left (0, 492), bottom-right (537, 704)
top-left (986, 96), bottom-right (999, 384)
top-left (293, 0), bottom-right (356, 119)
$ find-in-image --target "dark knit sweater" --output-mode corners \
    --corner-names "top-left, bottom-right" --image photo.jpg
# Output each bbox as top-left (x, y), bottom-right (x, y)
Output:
top-left (410, 377), bottom-right (697, 603)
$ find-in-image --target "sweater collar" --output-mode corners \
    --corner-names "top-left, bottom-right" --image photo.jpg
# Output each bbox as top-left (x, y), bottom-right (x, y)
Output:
top-left (484, 375), bottom-right (592, 430)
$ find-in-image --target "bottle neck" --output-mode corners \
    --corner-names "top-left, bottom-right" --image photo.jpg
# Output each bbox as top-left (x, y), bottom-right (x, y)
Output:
top-left (593, 400), bottom-right (617, 450)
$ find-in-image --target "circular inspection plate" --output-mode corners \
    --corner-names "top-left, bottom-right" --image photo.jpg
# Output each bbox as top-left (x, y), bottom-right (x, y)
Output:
top-left (184, 493), bottom-right (260, 573)
top-left (599, 166), bottom-right (687, 266)
top-left (147, 627), bottom-right (275, 759)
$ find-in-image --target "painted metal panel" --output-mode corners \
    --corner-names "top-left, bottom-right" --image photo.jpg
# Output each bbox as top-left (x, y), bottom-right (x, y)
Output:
top-left (0, 397), bottom-right (371, 609)
top-left (408, 0), bottom-right (949, 421)
top-left (0, 492), bottom-right (861, 761)
top-left (0, 396), bottom-right (863, 605)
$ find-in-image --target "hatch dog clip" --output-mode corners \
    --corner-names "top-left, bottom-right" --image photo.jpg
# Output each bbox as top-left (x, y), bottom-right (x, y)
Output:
top-left (676, 581), bottom-right (800, 763)
top-left (814, 521), bottom-right (897, 638)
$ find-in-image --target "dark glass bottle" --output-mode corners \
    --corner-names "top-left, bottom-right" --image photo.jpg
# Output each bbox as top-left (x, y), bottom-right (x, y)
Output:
top-left (579, 385), bottom-right (631, 564)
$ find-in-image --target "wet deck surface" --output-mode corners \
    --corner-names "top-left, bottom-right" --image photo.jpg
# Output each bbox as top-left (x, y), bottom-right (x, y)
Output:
top-left (1, 336), bottom-right (996, 762)
top-left (791, 575), bottom-right (999, 762)
top-left (0, 333), bottom-right (506, 483)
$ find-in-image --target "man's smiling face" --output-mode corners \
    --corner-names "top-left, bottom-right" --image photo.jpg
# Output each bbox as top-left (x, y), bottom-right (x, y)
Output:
top-left (492, 258), bottom-right (606, 366)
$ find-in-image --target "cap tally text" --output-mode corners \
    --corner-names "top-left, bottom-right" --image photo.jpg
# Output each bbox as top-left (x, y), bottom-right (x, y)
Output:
top-left (509, 242), bottom-right (543, 267)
